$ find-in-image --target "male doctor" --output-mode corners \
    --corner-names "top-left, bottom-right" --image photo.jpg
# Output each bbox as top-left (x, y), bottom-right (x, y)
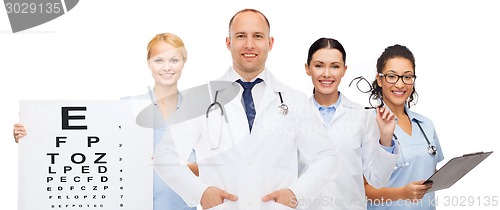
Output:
top-left (154, 9), bottom-right (338, 209)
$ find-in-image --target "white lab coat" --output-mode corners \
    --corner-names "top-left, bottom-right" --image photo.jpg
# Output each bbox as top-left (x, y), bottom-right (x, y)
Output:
top-left (300, 94), bottom-right (399, 210)
top-left (154, 68), bottom-right (337, 210)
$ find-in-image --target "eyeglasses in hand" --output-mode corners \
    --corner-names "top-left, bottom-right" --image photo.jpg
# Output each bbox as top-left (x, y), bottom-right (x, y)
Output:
top-left (348, 76), bottom-right (384, 109)
top-left (349, 76), bottom-right (372, 93)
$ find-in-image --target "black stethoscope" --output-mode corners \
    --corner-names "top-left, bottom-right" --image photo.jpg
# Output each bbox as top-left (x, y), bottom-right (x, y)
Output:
top-left (394, 119), bottom-right (437, 156)
top-left (205, 89), bottom-right (288, 150)
top-left (206, 90), bottom-right (289, 118)
top-left (415, 120), bottom-right (438, 156)
top-left (205, 90), bottom-right (224, 150)
top-left (276, 92), bottom-right (289, 115)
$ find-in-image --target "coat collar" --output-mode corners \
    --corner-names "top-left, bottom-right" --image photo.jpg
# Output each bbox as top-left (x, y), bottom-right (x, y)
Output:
top-left (218, 66), bottom-right (288, 122)
top-left (309, 92), bottom-right (360, 127)
top-left (219, 67), bottom-right (287, 93)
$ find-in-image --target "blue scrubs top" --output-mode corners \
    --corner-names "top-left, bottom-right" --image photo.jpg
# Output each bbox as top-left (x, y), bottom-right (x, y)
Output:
top-left (367, 106), bottom-right (444, 210)
top-left (152, 93), bottom-right (196, 210)
top-left (153, 128), bottom-right (196, 210)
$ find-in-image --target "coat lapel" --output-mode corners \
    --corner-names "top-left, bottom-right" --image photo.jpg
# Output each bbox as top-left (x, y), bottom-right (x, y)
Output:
top-left (309, 93), bottom-right (357, 128)
top-left (256, 70), bottom-right (284, 118)
top-left (330, 94), bottom-right (359, 125)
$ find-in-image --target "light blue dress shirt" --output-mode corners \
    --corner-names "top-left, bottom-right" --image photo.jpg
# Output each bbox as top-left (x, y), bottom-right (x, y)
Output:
top-left (367, 106), bottom-right (444, 210)
top-left (312, 92), bottom-right (395, 153)
top-left (312, 92), bottom-right (342, 124)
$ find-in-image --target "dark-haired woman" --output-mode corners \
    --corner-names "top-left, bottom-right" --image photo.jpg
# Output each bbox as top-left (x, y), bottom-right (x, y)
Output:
top-left (365, 44), bottom-right (444, 210)
top-left (300, 37), bottom-right (399, 210)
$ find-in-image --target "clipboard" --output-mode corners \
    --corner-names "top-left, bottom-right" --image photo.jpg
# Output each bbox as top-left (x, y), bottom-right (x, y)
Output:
top-left (424, 151), bottom-right (493, 192)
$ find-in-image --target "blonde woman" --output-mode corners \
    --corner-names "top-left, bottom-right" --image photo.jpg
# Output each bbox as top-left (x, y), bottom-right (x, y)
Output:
top-left (14, 32), bottom-right (197, 210)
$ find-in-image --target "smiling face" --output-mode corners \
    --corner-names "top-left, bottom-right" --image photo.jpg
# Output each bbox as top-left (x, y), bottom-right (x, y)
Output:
top-left (147, 41), bottom-right (185, 87)
top-left (377, 57), bottom-right (415, 108)
top-left (305, 48), bottom-right (347, 105)
top-left (226, 10), bottom-right (274, 80)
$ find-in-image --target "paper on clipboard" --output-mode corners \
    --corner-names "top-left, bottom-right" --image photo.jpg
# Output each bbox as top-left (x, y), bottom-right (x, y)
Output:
top-left (424, 151), bottom-right (493, 192)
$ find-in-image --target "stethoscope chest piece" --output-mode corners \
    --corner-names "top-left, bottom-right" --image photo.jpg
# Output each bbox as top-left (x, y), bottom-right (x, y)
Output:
top-left (428, 145), bottom-right (437, 156)
top-left (415, 119), bottom-right (437, 156)
top-left (278, 103), bottom-right (288, 115)
top-left (276, 92), bottom-right (288, 115)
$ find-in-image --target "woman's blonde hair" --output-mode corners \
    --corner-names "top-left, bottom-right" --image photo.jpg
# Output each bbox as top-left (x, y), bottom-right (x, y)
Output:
top-left (146, 33), bottom-right (187, 61)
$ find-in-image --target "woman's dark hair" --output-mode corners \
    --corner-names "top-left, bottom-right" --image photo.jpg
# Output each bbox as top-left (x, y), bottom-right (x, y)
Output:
top-left (308, 38), bottom-right (346, 94)
top-left (307, 38), bottom-right (346, 65)
top-left (370, 44), bottom-right (418, 108)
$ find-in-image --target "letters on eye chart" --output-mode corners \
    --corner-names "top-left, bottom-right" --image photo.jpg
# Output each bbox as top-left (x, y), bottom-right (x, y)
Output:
top-left (19, 100), bottom-right (152, 210)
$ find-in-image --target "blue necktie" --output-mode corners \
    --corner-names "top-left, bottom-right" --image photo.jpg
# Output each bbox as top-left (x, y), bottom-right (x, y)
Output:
top-left (236, 78), bottom-right (263, 132)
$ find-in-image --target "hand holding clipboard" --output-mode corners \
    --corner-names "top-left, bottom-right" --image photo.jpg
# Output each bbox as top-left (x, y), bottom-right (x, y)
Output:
top-left (424, 151), bottom-right (493, 192)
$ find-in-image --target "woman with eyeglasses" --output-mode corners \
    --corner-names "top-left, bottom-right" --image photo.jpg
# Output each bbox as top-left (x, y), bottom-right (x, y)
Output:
top-left (13, 32), bottom-right (198, 210)
top-left (365, 44), bottom-right (444, 210)
top-left (300, 37), bottom-right (399, 210)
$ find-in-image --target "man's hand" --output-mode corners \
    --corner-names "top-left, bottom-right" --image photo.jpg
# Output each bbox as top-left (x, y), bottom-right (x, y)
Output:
top-left (200, 186), bottom-right (238, 209)
top-left (262, 188), bottom-right (297, 209)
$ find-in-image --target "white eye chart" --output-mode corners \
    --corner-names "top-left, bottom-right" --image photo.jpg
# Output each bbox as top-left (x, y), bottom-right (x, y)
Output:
top-left (18, 100), bottom-right (153, 210)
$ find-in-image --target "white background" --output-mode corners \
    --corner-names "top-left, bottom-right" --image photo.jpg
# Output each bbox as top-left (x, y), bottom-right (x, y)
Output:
top-left (1, 0), bottom-right (499, 209)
